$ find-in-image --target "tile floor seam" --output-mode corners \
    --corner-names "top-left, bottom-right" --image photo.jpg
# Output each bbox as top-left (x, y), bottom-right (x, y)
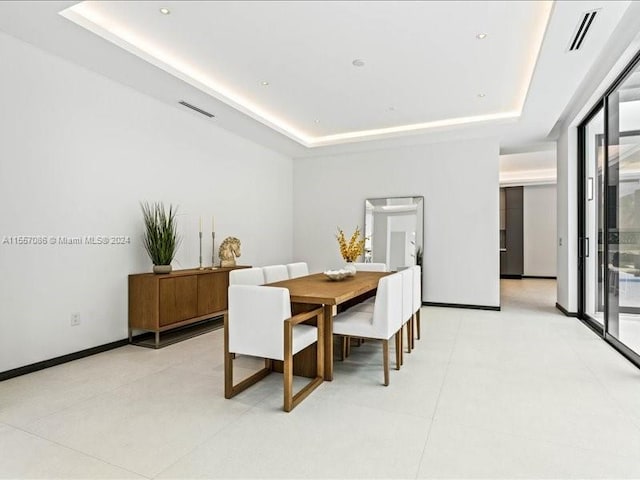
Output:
top-left (426, 415), bottom-right (640, 464)
top-left (6, 423), bottom-right (151, 479)
top-left (151, 403), bottom-right (256, 479)
top-left (14, 362), bottom-right (255, 479)
top-left (413, 314), bottom-right (462, 480)
top-left (14, 364), bottom-right (179, 432)
top-left (445, 298), bottom-right (640, 460)
top-left (561, 329), bottom-right (640, 434)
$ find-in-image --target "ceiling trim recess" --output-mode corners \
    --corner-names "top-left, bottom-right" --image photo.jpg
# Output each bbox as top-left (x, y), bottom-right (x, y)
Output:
top-left (60, 1), bottom-right (553, 148)
top-left (500, 168), bottom-right (557, 186)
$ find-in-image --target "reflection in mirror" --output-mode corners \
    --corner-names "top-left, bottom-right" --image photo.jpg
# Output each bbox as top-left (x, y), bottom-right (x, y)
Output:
top-left (364, 197), bottom-right (424, 272)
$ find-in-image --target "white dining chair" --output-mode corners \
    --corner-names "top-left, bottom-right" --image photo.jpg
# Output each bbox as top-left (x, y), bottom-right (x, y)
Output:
top-left (286, 262), bottom-right (309, 279)
top-left (224, 285), bottom-right (324, 412)
top-left (343, 263), bottom-right (388, 353)
top-left (412, 265), bottom-right (422, 343)
top-left (332, 273), bottom-right (403, 385)
top-left (348, 262), bottom-right (387, 312)
top-left (263, 264), bottom-right (290, 283)
top-left (353, 262), bottom-right (387, 272)
top-left (229, 267), bottom-right (265, 286)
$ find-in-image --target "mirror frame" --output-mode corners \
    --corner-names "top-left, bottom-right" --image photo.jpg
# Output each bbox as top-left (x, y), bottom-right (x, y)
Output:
top-left (364, 196), bottom-right (424, 272)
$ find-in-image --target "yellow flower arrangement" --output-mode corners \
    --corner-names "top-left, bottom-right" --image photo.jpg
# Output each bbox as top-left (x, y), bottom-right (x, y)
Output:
top-left (336, 226), bottom-right (365, 262)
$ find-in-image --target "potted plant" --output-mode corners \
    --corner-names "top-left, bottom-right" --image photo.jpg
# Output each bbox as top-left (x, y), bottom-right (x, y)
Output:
top-left (141, 201), bottom-right (181, 273)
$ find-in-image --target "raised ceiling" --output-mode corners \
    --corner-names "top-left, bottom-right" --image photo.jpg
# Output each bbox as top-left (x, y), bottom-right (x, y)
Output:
top-left (0, 1), bottom-right (635, 156)
top-left (60, 1), bottom-right (551, 147)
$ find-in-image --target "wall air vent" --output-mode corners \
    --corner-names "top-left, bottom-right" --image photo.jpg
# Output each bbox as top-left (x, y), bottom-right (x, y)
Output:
top-left (178, 101), bottom-right (215, 118)
top-left (568, 10), bottom-right (599, 52)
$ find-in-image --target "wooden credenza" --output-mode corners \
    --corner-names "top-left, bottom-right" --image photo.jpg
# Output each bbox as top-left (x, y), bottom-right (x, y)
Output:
top-left (128, 266), bottom-right (248, 348)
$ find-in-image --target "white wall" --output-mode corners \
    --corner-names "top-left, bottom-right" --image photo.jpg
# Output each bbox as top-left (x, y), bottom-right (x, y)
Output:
top-left (556, 128), bottom-right (578, 312)
top-left (0, 32), bottom-right (293, 372)
top-left (523, 184), bottom-right (557, 277)
top-left (293, 139), bottom-right (500, 308)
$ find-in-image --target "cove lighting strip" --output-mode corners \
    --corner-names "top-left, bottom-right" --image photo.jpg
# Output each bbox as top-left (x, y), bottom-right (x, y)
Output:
top-left (60, 1), bottom-right (553, 148)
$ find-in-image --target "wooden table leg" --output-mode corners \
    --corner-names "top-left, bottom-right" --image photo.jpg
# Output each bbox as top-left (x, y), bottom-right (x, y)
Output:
top-left (323, 304), bottom-right (334, 381)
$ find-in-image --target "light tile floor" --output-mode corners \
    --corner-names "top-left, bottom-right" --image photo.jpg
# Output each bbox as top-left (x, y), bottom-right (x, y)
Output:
top-left (2, 279), bottom-right (640, 478)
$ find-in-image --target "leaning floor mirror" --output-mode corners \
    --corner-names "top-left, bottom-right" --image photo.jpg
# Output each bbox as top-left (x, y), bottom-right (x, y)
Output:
top-left (364, 196), bottom-right (424, 272)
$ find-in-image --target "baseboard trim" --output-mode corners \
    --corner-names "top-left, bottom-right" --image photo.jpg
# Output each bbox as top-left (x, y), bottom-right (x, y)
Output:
top-left (0, 339), bottom-right (128, 382)
top-left (500, 274), bottom-right (522, 279)
top-left (555, 302), bottom-right (578, 317)
top-left (423, 301), bottom-right (500, 311)
top-left (522, 275), bottom-right (557, 280)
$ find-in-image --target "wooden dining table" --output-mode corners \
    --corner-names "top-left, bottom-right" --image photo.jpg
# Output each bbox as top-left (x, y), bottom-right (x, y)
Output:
top-left (267, 271), bottom-right (389, 380)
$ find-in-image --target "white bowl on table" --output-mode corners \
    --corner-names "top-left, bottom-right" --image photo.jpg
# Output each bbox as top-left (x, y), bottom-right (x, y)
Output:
top-left (323, 269), bottom-right (349, 281)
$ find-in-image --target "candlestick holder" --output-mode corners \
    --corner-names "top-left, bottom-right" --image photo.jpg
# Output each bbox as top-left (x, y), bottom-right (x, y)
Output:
top-left (211, 231), bottom-right (218, 269)
top-left (198, 231), bottom-right (204, 270)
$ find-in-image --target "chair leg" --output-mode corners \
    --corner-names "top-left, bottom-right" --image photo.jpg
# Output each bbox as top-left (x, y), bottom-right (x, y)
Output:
top-left (395, 332), bottom-right (401, 370)
top-left (416, 309), bottom-right (421, 340)
top-left (382, 339), bottom-right (389, 386)
top-left (410, 314), bottom-right (416, 350)
top-left (284, 320), bottom-right (293, 412)
top-left (224, 351), bottom-right (234, 399)
top-left (406, 322), bottom-right (412, 354)
top-left (224, 313), bottom-right (270, 400)
top-left (400, 327), bottom-right (404, 366)
top-left (346, 336), bottom-right (351, 358)
top-left (282, 312), bottom-right (324, 412)
top-left (224, 314), bottom-right (233, 398)
top-left (341, 336), bottom-right (347, 361)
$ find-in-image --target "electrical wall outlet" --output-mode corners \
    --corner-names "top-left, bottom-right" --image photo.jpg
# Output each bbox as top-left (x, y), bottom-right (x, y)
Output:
top-left (71, 313), bottom-right (81, 326)
top-left (559, 237), bottom-right (563, 246)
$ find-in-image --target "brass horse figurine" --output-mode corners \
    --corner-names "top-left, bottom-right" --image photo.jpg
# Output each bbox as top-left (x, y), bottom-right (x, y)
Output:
top-left (219, 237), bottom-right (241, 267)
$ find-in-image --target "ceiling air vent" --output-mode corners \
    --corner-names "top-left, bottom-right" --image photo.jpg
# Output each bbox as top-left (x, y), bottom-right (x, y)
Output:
top-left (178, 101), bottom-right (215, 118)
top-left (568, 10), bottom-right (598, 51)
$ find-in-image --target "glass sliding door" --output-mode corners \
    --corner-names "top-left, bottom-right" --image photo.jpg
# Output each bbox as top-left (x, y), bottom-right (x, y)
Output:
top-left (606, 62), bottom-right (640, 355)
top-left (581, 108), bottom-right (605, 327)
top-left (579, 50), bottom-right (640, 366)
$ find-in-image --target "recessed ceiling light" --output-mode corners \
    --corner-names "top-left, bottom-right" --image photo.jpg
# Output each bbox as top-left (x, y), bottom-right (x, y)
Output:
top-left (314, 119), bottom-right (320, 124)
top-left (478, 93), bottom-right (486, 98)
top-left (352, 59), bottom-right (365, 67)
top-left (159, 7), bottom-right (170, 15)
top-left (60, 0), bottom-right (552, 148)
top-left (261, 81), bottom-right (269, 86)
top-left (476, 33), bottom-right (487, 40)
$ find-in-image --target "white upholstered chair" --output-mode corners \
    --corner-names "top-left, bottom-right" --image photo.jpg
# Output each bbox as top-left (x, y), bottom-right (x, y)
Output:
top-left (263, 264), bottom-right (290, 283)
top-left (412, 265), bottom-right (422, 343)
top-left (224, 285), bottom-right (324, 412)
top-left (286, 262), bottom-right (309, 279)
top-left (353, 262), bottom-right (387, 272)
top-left (350, 268), bottom-right (414, 358)
top-left (332, 273), bottom-right (403, 385)
top-left (343, 262), bottom-right (388, 354)
top-left (229, 267), bottom-right (265, 286)
top-left (350, 262), bottom-right (388, 311)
